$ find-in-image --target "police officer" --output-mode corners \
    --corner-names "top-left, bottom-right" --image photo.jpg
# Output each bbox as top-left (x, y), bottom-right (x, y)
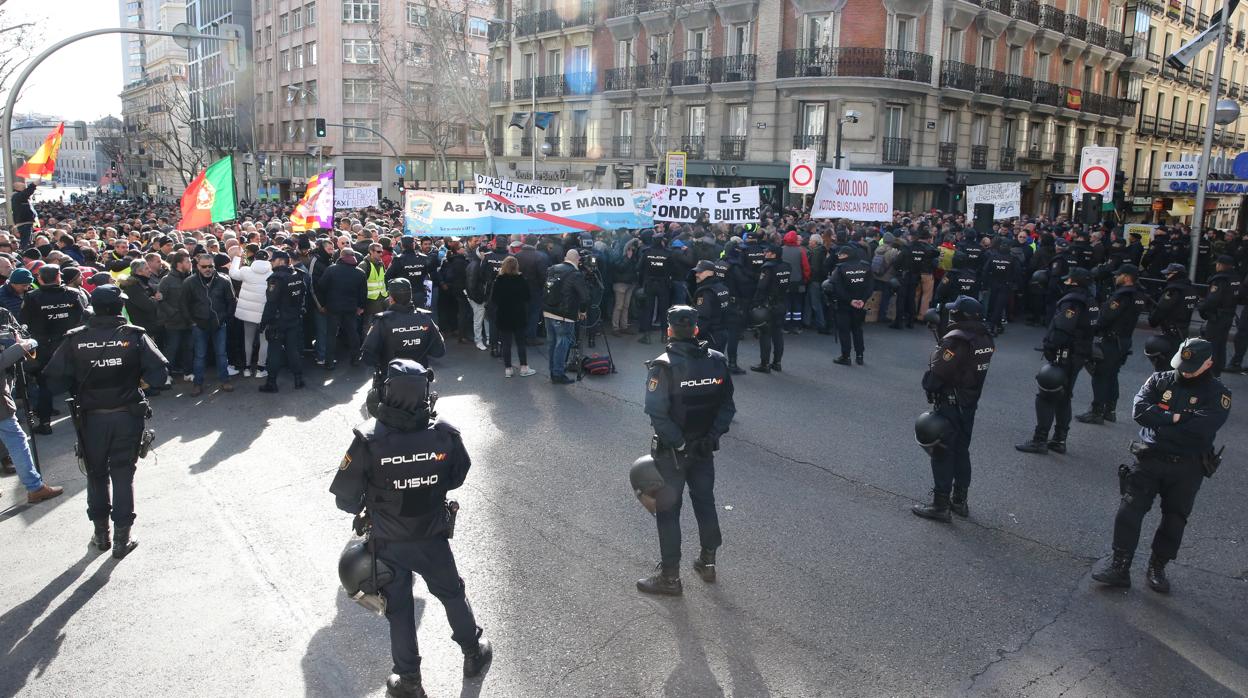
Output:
top-left (1197, 255), bottom-right (1241, 376)
top-left (1044, 237), bottom-right (1073, 322)
top-left (1092, 338), bottom-right (1230, 593)
top-left (892, 231), bottom-right (938, 329)
top-left (1016, 266), bottom-right (1097, 455)
top-left (1146, 263), bottom-right (1199, 372)
top-left (259, 250), bottom-right (308, 392)
top-left (982, 237), bottom-right (1018, 335)
top-left (44, 285), bottom-right (168, 559)
top-left (361, 278), bottom-right (446, 369)
top-left (330, 360), bottom-right (491, 697)
top-left (750, 245), bottom-right (792, 373)
top-left (480, 237), bottom-right (509, 355)
top-left (934, 251), bottom-right (980, 309)
top-left (21, 264), bottom-right (88, 434)
top-left (1078, 264), bottom-right (1149, 425)
top-left (824, 245), bottom-right (873, 366)
top-left (692, 260), bottom-right (729, 352)
top-left (716, 246), bottom-right (748, 375)
top-left (386, 236), bottom-right (432, 309)
top-left (637, 235), bottom-right (673, 345)
top-left (913, 297), bottom-right (994, 522)
top-left (638, 306), bottom-right (735, 596)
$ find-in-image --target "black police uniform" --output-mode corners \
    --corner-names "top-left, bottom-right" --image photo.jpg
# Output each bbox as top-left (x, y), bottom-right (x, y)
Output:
top-left (740, 239), bottom-right (767, 298)
top-left (481, 247), bottom-right (508, 352)
top-left (44, 300), bottom-right (168, 553)
top-left (260, 264), bottom-right (308, 387)
top-left (1044, 249), bottom-right (1072, 322)
top-left (1084, 280), bottom-right (1149, 422)
top-left (362, 303), bottom-right (446, 368)
top-left (752, 255), bottom-right (792, 371)
top-left (824, 252), bottom-right (873, 363)
top-left (693, 276), bottom-right (730, 352)
top-left (386, 249), bottom-right (433, 308)
top-left (639, 243), bottom-right (673, 338)
top-left (982, 246), bottom-right (1018, 333)
top-left (1020, 277), bottom-right (1097, 452)
top-left (917, 314), bottom-right (994, 515)
top-left (894, 239), bottom-right (937, 328)
top-left (716, 257), bottom-right (747, 372)
top-left (1094, 358), bottom-right (1230, 590)
top-left (21, 282), bottom-right (88, 428)
top-left (642, 333), bottom-right (735, 583)
top-left (1197, 269), bottom-right (1241, 376)
top-left (1147, 275), bottom-right (1198, 372)
top-left (330, 399), bottom-right (482, 680)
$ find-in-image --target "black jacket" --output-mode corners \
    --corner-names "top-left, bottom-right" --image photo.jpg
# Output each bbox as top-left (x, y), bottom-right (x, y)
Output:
top-left (1134, 371), bottom-right (1230, 456)
top-left (10, 184), bottom-right (35, 225)
top-left (490, 274), bottom-right (531, 333)
top-left (317, 259), bottom-right (367, 314)
top-left (922, 320), bottom-right (995, 408)
top-left (182, 271), bottom-right (237, 330)
top-left (644, 339), bottom-right (735, 448)
top-left (119, 274), bottom-right (159, 332)
top-left (44, 315), bottom-right (168, 411)
top-left (261, 266), bottom-right (308, 328)
top-left (360, 304), bottom-right (444, 366)
top-left (542, 262), bottom-right (589, 321)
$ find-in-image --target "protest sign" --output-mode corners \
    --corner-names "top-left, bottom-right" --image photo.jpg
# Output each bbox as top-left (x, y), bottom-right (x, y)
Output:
top-left (405, 189), bottom-right (653, 237)
top-left (810, 169), bottom-right (893, 222)
top-left (965, 182), bottom-right (1021, 221)
top-left (474, 173), bottom-right (575, 199)
top-left (334, 186), bottom-right (379, 210)
top-left (644, 184), bottom-right (760, 223)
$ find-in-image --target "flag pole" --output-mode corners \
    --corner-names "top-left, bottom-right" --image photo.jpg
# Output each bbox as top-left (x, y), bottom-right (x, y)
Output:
top-left (1189, 0), bottom-right (1232, 282)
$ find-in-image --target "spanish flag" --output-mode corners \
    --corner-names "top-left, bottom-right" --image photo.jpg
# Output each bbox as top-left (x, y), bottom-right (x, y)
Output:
top-left (290, 169), bottom-right (334, 232)
top-left (15, 122), bottom-right (64, 181)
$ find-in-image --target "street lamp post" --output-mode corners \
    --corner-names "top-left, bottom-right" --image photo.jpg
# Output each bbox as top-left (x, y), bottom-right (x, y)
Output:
top-left (1188, 0), bottom-right (1239, 281)
top-left (834, 111), bottom-right (860, 170)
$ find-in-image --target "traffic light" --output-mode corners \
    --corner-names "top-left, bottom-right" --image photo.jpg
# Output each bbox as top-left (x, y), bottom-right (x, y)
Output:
top-left (1082, 192), bottom-right (1103, 225)
top-left (1113, 170), bottom-right (1126, 207)
top-left (945, 168), bottom-right (957, 190)
top-left (953, 175), bottom-right (967, 202)
top-left (315, 118), bottom-right (327, 138)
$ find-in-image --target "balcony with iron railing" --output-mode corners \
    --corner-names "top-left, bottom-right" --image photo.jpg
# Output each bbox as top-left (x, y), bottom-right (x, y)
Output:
top-left (1053, 151), bottom-right (1066, 172)
top-left (709, 54), bottom-right (756, 83)
top-left (938, 142), bottom-right (957, 168)
top-left (489, 82), bottom-right (509, 103)
top-left (1139, 113), bottom-right (1156, 135)
top-left (1064, 14), bottom-right (1087, 41)
top-left (1197, 12), bottom-right (1209, 30)
top-left (604, 66), bottom-right (637, 91)
top-left (1182, 5), bottom-right (1195, 26)
top-left (793, 134), bottom-right (827, 159)
top-left (1004, 74), bottom-right (1034, 100)
top-left (565, 72), bottom-right (596, 95)
top-left (487, 23), bottom-right (509, 43)
top-left (613, 136), bottom-right (632, 158)
top-left (680, 135), bottom-right (706, 159)
top-left (720, 135), bottom-right (747, 160)
top-left (1034, 80), bottom-right (1060, 107)
top-left (1025, 147), bottom-right (1044, 160)
top-left (776, 47), bottom-right (932, 83)
top-left (671, 58), bottom-right (709, 86)
top-left (1088, 23), bottom-right (1107, 47)
top-left (513, 78), bottom-right (534, 100)
top-left (1237, 30), bottom-right (1247, 50)
top-left (515, 2), bottom-right (593, 35)
top-left (883, 137), bottom-right (910, 166)
top-left (999, 147), bottom-right (1017, 171)
top-left (940, 60), bottom-right (976, 91)
top-left (983, 0), bottom-right (1011, 14)
top-left (975, 67), bottom-right (1007, 97)
top-left (1134, 177), bottom-right (1152, 193)
top-left (535, 74), bottom-right (565, 99)
top-left (543, 136), bottom-right (561, 156)
top-left (636, 0), bottom-right (672, 11)
top-left (609, 0), bottom-right (636, 16)
top-left (970, 145), bottom-right (988, 170)
top-left (1106, 30), bottom-right (1125, 54)
top-left (1014, 0), bottom-right (1039, 24)
top-left (569, 136), bottom-right (587, 157)
top-left (1039, 4), bottom-right (1064, 31)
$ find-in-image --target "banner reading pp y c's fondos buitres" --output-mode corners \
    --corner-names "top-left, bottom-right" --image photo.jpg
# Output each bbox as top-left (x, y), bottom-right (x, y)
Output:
top-left (404, 189), bottom-right (655, 236)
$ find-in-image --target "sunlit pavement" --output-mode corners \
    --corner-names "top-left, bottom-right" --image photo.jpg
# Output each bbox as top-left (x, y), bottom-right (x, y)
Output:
top-left (1, 322), bottom-right (1245, 697)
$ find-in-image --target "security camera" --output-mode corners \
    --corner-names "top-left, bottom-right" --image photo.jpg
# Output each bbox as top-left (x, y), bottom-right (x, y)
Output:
top-left (843, 110), bottom-right (861, 123)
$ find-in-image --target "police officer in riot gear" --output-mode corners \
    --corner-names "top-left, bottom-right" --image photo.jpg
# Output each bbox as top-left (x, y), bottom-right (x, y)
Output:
top-left (45, 285), bottom-right (168, 559)
top-left (361, 278), bottom-right (446, 368)
top-left (1146, 263), bottom-right (1198, 372)
top-left (330, 359), bottom-right (491, 697)
top-left (1016, 266), bottom-right (1097, 455)
top-left (638, 306), bottom-right (735, 596)
top-left (716, 247), bottom-right (748, 375)
top-left (1197, 255), bottom-right (1241, 376)
top-left (982, 237), bottom-right (1018, 335)
top-left (259, 250), bottom-right (308, 392)
top-left (750, 245), bottom-right (791, 373)
top-left (386, 236), bottom-right (433, 308)
top-left (481, 237), bottom-right (509, 354)
top-left (934, 250), bottom-right (980, 308)
top-left (637, 235), bottom-right (673, 345)
top-left (692, 260), bottom-right (729, 352)
top-left (913, 296), bottom-right (994, 522)
top-left (21, 263), bottom-right (88, 434)
top-left (1092, 339), bottom-right (1230, 593)
top-left (824, 245), bottom-right (873, 366)
top-left (892, 230), bottom-right (938, 329)
top-left (1078, 264), bottom-right (1149, 424)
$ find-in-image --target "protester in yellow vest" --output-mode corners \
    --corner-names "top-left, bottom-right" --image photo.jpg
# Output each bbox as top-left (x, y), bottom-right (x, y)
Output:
top-left (357, 242), bottom-right (389, 321)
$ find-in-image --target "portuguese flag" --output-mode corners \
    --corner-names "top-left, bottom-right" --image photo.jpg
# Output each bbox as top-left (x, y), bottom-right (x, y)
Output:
top-left (177, 156), bottom-right (236, 230)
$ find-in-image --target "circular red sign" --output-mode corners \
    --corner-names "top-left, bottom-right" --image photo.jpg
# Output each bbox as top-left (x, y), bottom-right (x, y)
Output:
top-left (1080, 165), bottom-right (1109, 193)
top-left (791, 164), bottom-right (813, 187)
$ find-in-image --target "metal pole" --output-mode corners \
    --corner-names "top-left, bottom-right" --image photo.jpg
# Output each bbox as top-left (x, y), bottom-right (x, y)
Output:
top-left (1190, 0), bottom-right (1231, 282)
top-left (530, 74), bottom-right (537, 182)
top-left (834, 119), bottom-right (844, 169)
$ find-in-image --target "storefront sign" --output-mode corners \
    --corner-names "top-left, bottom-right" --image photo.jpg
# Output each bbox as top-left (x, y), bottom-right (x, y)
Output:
top-left (1160, 161), bottom-right (1197, 180)
top-left (965, 181), bottom-right (1021, 221)
top-left (404, 189), bottom-right (653, 236)
top-left (665, 151), bottom-right (687, 186)
top-left (644, 184), bottom-right (760, 223)
top-left (810, 168), bottom-right (893, 222)
top-left (1164, 179), bottom-right (1248, 194)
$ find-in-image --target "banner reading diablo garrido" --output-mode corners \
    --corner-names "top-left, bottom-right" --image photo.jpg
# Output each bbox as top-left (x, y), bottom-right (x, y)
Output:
top-left (810, 168), bottom-right (894, 222)
top-left (404, 189), bottom-right (654, 236)
top-left (645, 184), bottom-right (761, 223)
top-left (474, 173), bottom-right (575, 199)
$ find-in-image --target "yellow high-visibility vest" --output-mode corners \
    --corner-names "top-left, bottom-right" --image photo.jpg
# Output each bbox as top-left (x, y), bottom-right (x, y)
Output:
top-left (366, 262), bottom-right (387, 300)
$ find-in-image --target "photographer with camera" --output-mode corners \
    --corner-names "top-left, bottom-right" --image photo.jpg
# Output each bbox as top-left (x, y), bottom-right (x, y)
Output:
top-left (542, 249), bottom-right (590, 385)
top-left (44, 285), bottom-right (169, 558)
top-left (0, 309), bottom-right (62, 504)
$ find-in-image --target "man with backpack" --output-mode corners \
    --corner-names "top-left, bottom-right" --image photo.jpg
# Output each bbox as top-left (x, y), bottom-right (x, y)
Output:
top-left (542, 250), bottom-right (590, 385)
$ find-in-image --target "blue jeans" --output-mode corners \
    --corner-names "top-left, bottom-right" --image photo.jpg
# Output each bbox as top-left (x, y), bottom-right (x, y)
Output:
top-left (805, 283), bottom-right (827, 330)
top-left (527, 299), bottom-right (543, 340)
top-left (163, 328), bottom-right (192, 374)
top-left (313, 311), bottom-right (328, 362)
top-left (547, 317), bottom-right (575, 379)
top-left (192, 324), bottom-right (230, 385)
top-left (0, 413), bottom-right (42, 491)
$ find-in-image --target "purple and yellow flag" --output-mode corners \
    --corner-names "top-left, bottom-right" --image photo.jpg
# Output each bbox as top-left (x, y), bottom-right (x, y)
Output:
top-left (290, 170), bottom-right (334, 232)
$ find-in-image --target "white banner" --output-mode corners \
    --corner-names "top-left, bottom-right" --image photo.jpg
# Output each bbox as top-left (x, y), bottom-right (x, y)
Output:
top-left (810, 169), bottom-right (893, 222)
top-left (644, 184), bottom-right (761, 223)
top-left (474, 173), bottom-right (575, 199)
top-left (406, 189), bottom-right (653, 236)
top-left (334, 186), bottom-right (379, 210)
top-left (965, 181), bottom-right (1021, 221)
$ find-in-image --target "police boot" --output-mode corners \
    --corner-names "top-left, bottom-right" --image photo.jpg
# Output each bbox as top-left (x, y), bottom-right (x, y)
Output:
top-left (949, 486), bottom-right (969, 518)
top-left (1047, 430), bottom-right (1068, 455)
top-left (637, 333), bottom-right (651, 345)
top-left (385, 672), bottom-right (426, 698)
top-left (1014, 428), bottom-right (1050, 454)
top-left (294, 376), bottom-right (306, 390)
top-left (748, 363), bottom-right (771, 373)
top-left (1101, 402), bottom-right (1117, 423)
top-left (112, 526), bottom-right (138, 559)
top-left (1146, 555), bottom-right (1171, 594)
top-left (692, 548), bottom-right (716, 583)
top-left (1076, 403), bottom-right (1104, 425)
top-left (832, 355), bottom-right (851, 366)
top-left (90, 520), bottom-right (111, 552)
top-left (728, 363), bottom-right (746, 375)
top-left (636, 564), bottom-right (682, 596)
top-left (258, 380), bottom-right (279, 393)
top-left (463, 638), bottom-right (493, 677)
top-left (911, 491), bottom-right (952, 523)
top-left (770, 361), bottom-right (782, 372)
top-left (1092, 550), bottom-right (1133, 588)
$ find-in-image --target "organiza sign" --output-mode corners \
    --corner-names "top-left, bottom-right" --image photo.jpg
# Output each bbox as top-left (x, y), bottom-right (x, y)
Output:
top-left (1164, 180), bottom-right (1248, 194)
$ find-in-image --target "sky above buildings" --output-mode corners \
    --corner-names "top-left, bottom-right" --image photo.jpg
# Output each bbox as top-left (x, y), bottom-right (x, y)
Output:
top-left (5, 0), bottom-right (124, 121)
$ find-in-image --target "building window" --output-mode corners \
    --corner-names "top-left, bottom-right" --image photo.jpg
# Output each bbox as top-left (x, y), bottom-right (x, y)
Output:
top-left (292, 8), bottom-right (302, 29)
top-left (944, 29), bottom-right (963, 61)
top-left (407, 120), bottom-right (429, 143)
top-left (651, 106), bottom-right (668, 148)
top-left (727, 23), bottom-right (751, 56)
top-left (884, 105), bottom-right (905, 139)
top-left (280, 13), bottom-right (290, 34)
top-left (285, 120), bottom-right (295, 142)
top-left (800, 102), bottom-right (826, 137)
top-left (344, 118), bottom-right (381, 142)
top-left (343, 78), bottom-right (380, 103)
top-left (304, 80), bottom-right (318, 104)
top-left (978, 36), bottom-right (994, 69)
top-left (343, 0), bottom-right (379, 23)
top-left (649, 34), bottom-right (669, 65)
top-left (804, 14), bottom-right (832, 50)
top-left (306, 42), bottom-right (317, 66)
top-left (617, 39), bottom-right (634, 68)
top-left (406, 42), bottom-right (427, 66)
top-left (407, 2), bottom-right (428, 26)
top-left (687, 105), bottom-right (706, 137)
top-left (727, 104), bottom-right (748, 136)
top-left (343, 39), bottom-right (380, 64)
top-left (306, 2), bottom-right (317, 25)
top-left (939, 110), bottom-right (956, 142)
top-left (1003, 118), bottom-right (1016, 147)
top-left (468, 17), bottom-right (488, 37)
top-left (971, 114), bottom-right (987, 146)
top-left (893, 16), bottom-right (915, 51)
top-left (1008, 46), bottom-right (1022, 75)
top-left (619, 109), bottom-right (633, 137)
top-left (293, 45), bottom-right (304, 68)
top-left (280, 49), bottom-right (290, 71)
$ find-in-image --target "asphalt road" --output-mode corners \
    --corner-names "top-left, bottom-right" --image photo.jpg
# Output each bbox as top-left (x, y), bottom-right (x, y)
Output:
top-left (1, 319), bottom-right (1245, 698)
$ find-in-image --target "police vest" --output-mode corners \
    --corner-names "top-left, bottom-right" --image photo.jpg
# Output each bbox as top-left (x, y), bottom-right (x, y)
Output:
top-left (1101, 286), bottom-right (1146, 338)
top-left (985, 252), bottom-right (1013, 283)
top-left (271, 269), bottom-right (307, 326)
top-left (838, 262), bottom-right (872, 300)
top-left (360, 420), bottom-right (462, 541)
top-left (379, 308), bottom-right (437, 363)
top-left (643, 250), bottom-right (671, 284)
top-left (935, 324), bottom-right (995, 406)
top-left (366, 262), bottom-right (388, 300)
top-left (65, 322), bottom-right (146, 411)
top-left (651, 348), bottom-right (730, 439)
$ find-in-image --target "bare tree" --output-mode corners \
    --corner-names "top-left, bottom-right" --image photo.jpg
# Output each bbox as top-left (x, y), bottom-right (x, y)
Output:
top-left (636, 0), bottom-right (699, 178)
top-left (126, 73), bottom-right (209, 195)
top-left (0, 6), bottom-right (38, 110)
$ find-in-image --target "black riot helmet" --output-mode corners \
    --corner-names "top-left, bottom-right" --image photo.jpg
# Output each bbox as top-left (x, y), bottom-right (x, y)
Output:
top-left (667, 305), bottom-right (698, 340)
top-left (1063, 267), bottom-right (1092, 287)
top-left (945, 295), bottom-right (982, 321)
top-left (747, 305), bottom-right (770, 329)
top-left (1035, 362), bottom-right (1066, 393)
top-left (952, 250), bottom-right (970, 269)
top-left (368, 359), bottom-right (437, 427)
top-left (338, 538), bottom-right (395, 614)
top-left (1029, 269), bottom-right (1049, 290)
top-left (386, 277), bottom-right (414, 306)
top-left (914, 411), bottom-right (954, 454)
top-left (629, 455), bottom-right (678, 514)
top-left (90, 284), bottom-right (128, 316)
top-left (1144, 334), bottom-right (1173, 360)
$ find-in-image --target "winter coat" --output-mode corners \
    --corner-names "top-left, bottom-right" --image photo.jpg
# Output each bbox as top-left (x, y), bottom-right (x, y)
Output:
top-left (317, 258), bottom-right (367, 314)
top-left (182, 271), bottom-right (237, 331)
top-left (119, 274), bottom-right (159, 331)
top-left (490, 274), bottom-right (530, 333)
top-left (516, 246), bottom-right (550, 298)
top-left (229, 256), bottom-right (273, 324)
top-left (780, 232), bottom-right (811, 286)
top-left (157, 270), bottom-right (192, 330)
top-left (0, 284), bottom-right (24, 316)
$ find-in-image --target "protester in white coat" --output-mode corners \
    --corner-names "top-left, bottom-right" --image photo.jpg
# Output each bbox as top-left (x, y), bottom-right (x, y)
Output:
top-left (229, 248), bottom-right (273, 377)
